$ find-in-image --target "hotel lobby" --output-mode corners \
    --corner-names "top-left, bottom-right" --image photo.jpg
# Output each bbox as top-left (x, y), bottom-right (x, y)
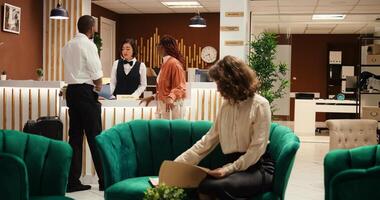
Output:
top-left (1, 0), bottom-right (380, 200)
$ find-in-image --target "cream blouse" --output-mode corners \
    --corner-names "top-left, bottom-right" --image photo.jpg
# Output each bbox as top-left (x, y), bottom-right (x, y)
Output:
top-left (175, 94), bottom-right (271, 175)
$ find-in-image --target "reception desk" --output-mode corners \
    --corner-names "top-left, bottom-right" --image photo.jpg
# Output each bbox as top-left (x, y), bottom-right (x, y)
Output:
top-left (0, 80), bottom-right (221, 177)
top-left (294, 99), bottom-right (358, 136)
top-left (59, 82), bottom-right (222, 141)
top-left (0, 80), bottom-right (64, 131)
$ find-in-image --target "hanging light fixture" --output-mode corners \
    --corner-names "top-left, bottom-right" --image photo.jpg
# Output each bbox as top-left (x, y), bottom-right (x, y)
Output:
top-left (50, 2), bottom-right (69, 20)
top-left (189, 11), bottom-right (206, 28)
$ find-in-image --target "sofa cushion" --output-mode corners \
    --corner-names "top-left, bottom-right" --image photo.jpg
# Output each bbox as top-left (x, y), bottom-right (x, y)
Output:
top-left (105, 176), bottom-right (154, 200)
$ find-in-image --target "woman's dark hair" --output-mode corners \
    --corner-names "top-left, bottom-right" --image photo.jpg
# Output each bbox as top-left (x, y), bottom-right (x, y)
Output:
top-left (77, 15), bottom-right (95, 34)
top-left (159, 35), bottom-right (185, 65)
top-left (120, 38), bottom-right (138, 58)
top-left (209, 55), bottom-right (259, 103)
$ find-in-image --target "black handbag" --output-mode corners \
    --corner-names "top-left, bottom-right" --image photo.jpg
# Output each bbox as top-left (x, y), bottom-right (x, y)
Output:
top-left (23, 116), bottom-right (63, 140)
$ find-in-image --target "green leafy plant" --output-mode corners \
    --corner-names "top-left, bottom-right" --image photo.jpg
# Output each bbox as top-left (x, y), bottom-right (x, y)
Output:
top-left (1, 70), bottom-right (5, 75)
top-left (248, 32), bottom-right (289, 114)
top-left (36, 68), bottom-right (44, 77)
top-left (144, 184), bottom-right (187, 200)
top-left (93, 32), bottom-right (103, 54)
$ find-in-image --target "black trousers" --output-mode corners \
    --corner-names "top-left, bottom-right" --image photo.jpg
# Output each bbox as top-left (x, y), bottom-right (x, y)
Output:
top-left (198, 153), bottom-right (274, 200)
top-left (66, 84), bottom-right (103, 185)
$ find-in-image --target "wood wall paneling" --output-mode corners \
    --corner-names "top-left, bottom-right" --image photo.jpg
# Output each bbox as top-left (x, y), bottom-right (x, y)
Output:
top-left (43, 0), bottom-right (83, 81)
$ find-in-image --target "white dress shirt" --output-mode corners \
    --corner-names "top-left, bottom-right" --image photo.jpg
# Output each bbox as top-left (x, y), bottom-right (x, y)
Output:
top-left (175, 94), bottom-right (271, 175)
top-left (110, 58), bottom-right (147, 97)
top-left (62, 33), bottom-right (103, 85)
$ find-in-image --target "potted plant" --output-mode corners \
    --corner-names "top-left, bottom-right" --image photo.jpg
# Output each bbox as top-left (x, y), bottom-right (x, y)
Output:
top-left (144, 184), bottom-right (187, 200)
top-left (93, 32), bottom-right (103, 55)
top-left (36, 68), bottom-right (44, 81)
top-left (1, 70), bottom-right (6, 80)
top-left (248, 32), bottom-right (289, 116)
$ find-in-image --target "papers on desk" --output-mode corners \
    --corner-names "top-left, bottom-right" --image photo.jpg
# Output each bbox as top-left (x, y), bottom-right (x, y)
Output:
top-left (116, 95), bottom-right (138, 100)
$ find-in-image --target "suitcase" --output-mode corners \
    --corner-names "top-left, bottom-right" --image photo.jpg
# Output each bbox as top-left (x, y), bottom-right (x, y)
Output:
top-left (23, 116), bottom-right (63, 140)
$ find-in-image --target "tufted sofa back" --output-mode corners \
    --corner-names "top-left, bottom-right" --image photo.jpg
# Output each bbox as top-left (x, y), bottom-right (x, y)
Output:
top-left (0, 130), bottom-right (72, 197)
top-left (327, 119), bottom-right (378, 150)
top-left (96, 120), bottom-right (300, 199)
top-left (324, 145), bottom-right (380, 200)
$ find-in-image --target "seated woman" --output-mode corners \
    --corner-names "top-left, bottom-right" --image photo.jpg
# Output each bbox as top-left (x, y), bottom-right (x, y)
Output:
top-left (175, 55), bottom-right (274, 200)
top-left (110, 38), bottom-right (147, 98)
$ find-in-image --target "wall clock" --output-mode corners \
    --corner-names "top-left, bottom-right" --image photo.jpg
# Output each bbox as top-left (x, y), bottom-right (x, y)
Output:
top-left (201, 46), bottom-right (217, 63)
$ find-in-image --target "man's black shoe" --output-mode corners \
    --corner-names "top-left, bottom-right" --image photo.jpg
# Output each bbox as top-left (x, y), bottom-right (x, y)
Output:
top-left (67, 183), bottom-right (91, 193)
top-left (99, 183), bottom-right (104, 191)
top-left (99, 180), bottom-right (104, 191)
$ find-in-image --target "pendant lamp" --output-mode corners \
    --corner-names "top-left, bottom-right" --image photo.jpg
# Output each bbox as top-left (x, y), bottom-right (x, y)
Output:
top-left (50, 2), bottom-right (69, 20)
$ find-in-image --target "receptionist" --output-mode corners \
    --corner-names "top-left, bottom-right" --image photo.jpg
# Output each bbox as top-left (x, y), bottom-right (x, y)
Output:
top-left (110, 38), bottom-right (147, 97)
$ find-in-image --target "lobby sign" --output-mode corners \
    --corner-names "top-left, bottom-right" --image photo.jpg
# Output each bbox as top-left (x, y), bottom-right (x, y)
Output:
top-left (3, 3), bottom-right (21, 34)
top-left (225, 40), bottom-right (244, 46)
top-left (225, 12), bottom-right (244, 17)
top-left (220, 26), bottom-right (239, 31)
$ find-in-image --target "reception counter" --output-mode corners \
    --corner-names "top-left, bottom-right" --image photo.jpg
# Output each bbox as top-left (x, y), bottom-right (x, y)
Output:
top-left (0, 80), bottom-right (64, 131)
top-left (59, 82), bottom-right (222, 141)
top-left (0, 80), bottom-right (221, 177)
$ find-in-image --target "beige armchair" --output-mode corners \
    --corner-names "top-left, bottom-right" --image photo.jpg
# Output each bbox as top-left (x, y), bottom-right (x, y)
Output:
top-left (326, 119), bottom-right (378, 150)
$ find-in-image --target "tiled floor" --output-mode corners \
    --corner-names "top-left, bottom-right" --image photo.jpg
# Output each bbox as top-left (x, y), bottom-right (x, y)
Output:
top-left (67, 124), bottom-right (330, 200)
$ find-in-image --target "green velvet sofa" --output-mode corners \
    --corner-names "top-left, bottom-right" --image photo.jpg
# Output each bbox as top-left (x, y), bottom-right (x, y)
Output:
top-left (324, 145), bottom-right (380, 200)
top-left (96, 120), bottom-right (300, 200)
top-left (0, 130), bottom-right (73, 200)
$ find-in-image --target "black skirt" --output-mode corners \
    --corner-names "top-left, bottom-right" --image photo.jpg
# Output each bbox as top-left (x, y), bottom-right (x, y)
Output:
top-left (198, 152), bottom-right (275, 200)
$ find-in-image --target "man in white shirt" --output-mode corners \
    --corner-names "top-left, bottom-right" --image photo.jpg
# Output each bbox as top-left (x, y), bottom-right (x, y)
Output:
top-left (62, 15), bottom-right (104, 192)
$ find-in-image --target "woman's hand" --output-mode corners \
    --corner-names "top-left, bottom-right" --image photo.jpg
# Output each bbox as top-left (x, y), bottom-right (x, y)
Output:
top-left (207, 168), bottom-right (227, 178)
top-left (139, 96), bottom-right (154, 106)
top-left (165, 97), bottom-right (174, 112)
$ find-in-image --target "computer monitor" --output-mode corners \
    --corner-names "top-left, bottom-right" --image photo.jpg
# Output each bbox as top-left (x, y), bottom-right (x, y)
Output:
top-left (345, 76), bottom-right (357, 92)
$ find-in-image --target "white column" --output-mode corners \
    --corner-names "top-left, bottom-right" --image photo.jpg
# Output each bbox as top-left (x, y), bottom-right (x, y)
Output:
top-left (219, 0), bottom-right (250, 61)
top-left (83, 0), bottom-right (91, 15)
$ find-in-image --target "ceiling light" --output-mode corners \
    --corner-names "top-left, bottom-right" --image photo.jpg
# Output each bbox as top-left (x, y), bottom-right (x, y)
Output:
top-left (189, 12), bottom-right (206, 28)
top-left (162, 1), bottom-right (203, 8)
top-left (50, 2), bottom-right (69, 20)
top-left (312, 14), bottom-right (345, 20)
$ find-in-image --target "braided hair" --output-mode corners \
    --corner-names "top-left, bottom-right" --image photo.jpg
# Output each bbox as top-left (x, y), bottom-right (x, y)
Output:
top-left (159, 35), bottom-right (185, 66)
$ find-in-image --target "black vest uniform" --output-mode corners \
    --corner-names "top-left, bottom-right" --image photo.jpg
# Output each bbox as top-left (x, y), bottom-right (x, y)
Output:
top-left (113, 59), bottom-right (141, 96)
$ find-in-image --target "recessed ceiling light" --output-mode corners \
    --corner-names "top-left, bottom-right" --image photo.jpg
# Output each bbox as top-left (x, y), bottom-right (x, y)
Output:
top-left (161, 1), bottom-right (203, 8)
top-left (312, 14), bottom-right (346, 20)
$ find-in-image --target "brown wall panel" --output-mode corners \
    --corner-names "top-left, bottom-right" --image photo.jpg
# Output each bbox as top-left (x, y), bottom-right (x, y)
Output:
top-left (0, 0), bottom-right (43, 80)
top-left (91, 3), bottom-right (119, 60)
top-left (290, 34), bottom-right (359, 121)
top-left (117, 13), bottom-right (220, 67)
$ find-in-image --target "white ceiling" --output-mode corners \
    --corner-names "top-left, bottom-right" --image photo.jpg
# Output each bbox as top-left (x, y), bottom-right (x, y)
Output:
top-left (251, 0), bottom-right (380, 34)
top-left (91, 0), bottom-right (220, 13)
top-left (92, 0), bottom-right (380, 34)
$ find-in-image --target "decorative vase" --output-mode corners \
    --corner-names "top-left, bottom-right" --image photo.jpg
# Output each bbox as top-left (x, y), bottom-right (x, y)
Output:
top-left (38, 76), bottom-right (43, 81)
top-left (1, 75), bottom-right (6, 80)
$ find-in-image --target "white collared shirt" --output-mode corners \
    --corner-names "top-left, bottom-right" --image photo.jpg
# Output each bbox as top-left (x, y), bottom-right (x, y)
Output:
top-left (62, 33), bottom-right (103, 85)
top-left (110, 57), bottom-right (147, 97)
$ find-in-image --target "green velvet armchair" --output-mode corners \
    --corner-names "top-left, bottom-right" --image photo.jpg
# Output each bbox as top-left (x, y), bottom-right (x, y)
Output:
top-left (96, 120), bottom-right (300, 200)
top-left (324, 145), bottom-right (380, 200)
top-left (0, 130), bottom-right (73, 200)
